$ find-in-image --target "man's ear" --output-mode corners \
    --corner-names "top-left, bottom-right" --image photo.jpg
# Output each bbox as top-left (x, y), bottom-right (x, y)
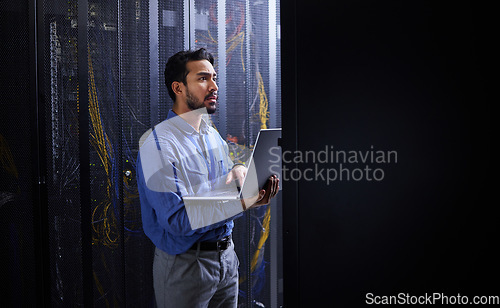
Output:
top-left (172, 81), bottom-right (183, 95)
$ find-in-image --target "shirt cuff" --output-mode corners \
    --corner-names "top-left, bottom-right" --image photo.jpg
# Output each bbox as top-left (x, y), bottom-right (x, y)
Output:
top-left (232, 163), bottom-right (246, 169)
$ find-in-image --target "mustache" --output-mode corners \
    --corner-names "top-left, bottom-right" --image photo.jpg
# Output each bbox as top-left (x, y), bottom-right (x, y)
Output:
top-left (205, 92), bottom-right (218, 100)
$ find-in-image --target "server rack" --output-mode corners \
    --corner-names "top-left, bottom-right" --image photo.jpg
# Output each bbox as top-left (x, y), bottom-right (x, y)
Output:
top-left (1, 0), bottom-right (282, 306)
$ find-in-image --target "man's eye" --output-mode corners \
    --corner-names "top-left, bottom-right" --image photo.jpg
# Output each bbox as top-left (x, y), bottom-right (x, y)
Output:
top-left (200, 77), bottom-right (207, 80)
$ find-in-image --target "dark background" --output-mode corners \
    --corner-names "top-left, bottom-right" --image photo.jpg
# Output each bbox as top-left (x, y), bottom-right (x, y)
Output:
top-left (281, 0), bottom-right (495, 307)
top-left (1, 0), bottom-right (495, 307)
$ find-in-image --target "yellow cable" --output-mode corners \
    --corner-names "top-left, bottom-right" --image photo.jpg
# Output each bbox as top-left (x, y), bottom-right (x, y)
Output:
top-left (93, 271), bottom-right (110, 308)
top-left (239, 72), bottom-right (273, 285)
top-left (250, 206), bottom-right (271, 272)
top-left (0, 133), bottom-right (19, 179)
top-left (240, 32), bottom-right (245, 71)
top-left (257, 72), bottom-right (270, 129)
top-left (88, 50), bottom-right (119, 249)
top-left (207, 27), bottom-right (218, 43)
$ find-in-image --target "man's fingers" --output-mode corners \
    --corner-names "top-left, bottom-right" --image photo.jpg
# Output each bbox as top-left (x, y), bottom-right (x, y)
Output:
top-left (259, 189), bottom-right (266, 199)
top-left (265, 175), bottom-right (278, 199)
top-left (247, 175), bottom-right (280, 209)
top-left (256, 189), bottom-right (268, 203)
top-left (227, 165), bottom-right (247, 185)
top-left (225, 172), bottom-right (233, 184)
top-left (262, 176), bottom-right (277, 199)
top-left (271, 176), bottom-right (279, 197)
top-left (236, 174), bottom-right (245, 187)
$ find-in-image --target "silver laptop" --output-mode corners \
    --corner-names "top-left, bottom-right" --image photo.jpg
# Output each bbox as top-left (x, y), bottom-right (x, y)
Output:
top-left (183, 128), bottom-right (282, 201)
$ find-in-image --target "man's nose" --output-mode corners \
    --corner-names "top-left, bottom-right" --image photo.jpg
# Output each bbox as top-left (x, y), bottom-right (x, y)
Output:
top-left (209, 79), bottom-right (218, 92)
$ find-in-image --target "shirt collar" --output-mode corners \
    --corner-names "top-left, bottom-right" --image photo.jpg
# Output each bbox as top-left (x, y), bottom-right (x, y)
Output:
top-left (167, 109), bottom-right (210, 135)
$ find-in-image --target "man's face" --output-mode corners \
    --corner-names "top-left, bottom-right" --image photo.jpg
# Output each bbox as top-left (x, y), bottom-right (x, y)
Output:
top-left (183, 59), bottom-right (218, 114)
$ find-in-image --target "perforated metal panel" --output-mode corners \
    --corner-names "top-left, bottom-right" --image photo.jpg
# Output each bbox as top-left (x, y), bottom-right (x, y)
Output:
top-left (191, 1), bottom-right (282, 306)
top-left (40, 0), bottom-right (83, 306)
top-left (119, 1), bottom-right (156, 306)
top-left (158, 0), bottom-right (186, 122)
top-left (4, 0), bottom-right (281, 306)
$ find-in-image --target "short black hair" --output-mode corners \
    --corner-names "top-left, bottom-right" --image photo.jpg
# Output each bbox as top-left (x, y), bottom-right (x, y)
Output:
top-left (164, 48), bottom-right (215, 102)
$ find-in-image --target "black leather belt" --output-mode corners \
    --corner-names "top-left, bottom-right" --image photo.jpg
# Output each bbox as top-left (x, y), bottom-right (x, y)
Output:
top-left (190, 235), bottom-right (231, 251)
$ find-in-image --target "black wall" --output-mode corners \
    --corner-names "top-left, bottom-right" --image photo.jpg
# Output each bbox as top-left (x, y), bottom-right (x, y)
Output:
top-left (0, 1), bottom-right (40, 306)
top-left (282, 1), bottom-right (495, 307)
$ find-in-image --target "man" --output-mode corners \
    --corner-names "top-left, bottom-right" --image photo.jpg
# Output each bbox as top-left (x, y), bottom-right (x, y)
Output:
top-left (136, 48), bottom-right (279, 308)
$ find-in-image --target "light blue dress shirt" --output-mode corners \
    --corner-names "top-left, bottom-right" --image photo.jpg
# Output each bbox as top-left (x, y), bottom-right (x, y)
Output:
top-left (137, 110), bottom-right (242, 255)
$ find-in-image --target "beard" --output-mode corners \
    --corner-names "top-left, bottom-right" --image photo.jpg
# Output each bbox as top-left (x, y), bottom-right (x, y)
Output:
top-left (186, 89), bottom-right (217, 114)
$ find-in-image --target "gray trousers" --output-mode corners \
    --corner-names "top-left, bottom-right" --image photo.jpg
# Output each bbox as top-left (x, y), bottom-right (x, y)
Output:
top-left (153, 240), bottom-right (239, 308)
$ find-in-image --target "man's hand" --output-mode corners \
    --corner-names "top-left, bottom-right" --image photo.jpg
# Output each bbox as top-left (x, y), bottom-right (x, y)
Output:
top-left (241, 175), bottom-right (280, 210)
top-left (225, 164), bottom-right (247, 189)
